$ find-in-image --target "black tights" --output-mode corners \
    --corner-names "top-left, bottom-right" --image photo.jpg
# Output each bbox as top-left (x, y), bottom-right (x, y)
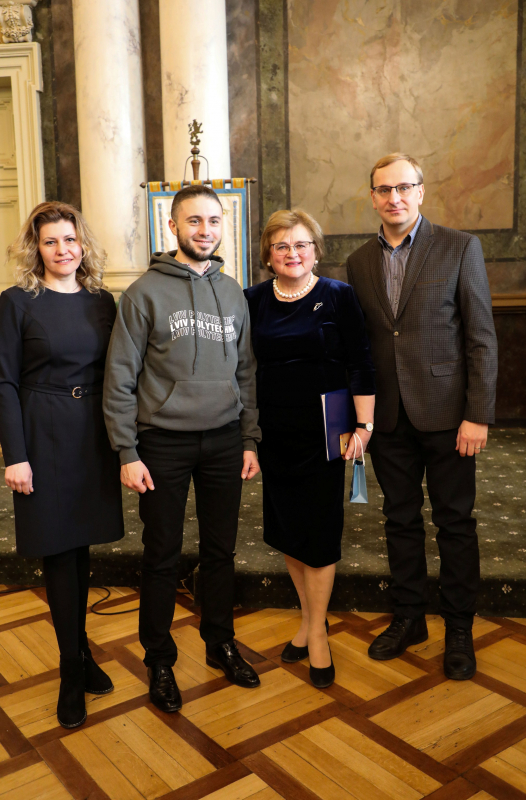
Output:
top-left (42, 545), bottom-right (90, 658)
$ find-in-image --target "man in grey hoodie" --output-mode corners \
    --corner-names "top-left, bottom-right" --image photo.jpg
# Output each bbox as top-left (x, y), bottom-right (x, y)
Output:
top-left (104, 185), bottom-right (262, 712)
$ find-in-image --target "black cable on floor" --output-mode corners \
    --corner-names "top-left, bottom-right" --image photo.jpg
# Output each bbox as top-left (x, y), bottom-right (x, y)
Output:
top-left (90, 587), bottom-right (139, 615)
top-left (0, 587), bottom-right (28, 595)
top-left (90, 578), bottom-right (195, 616)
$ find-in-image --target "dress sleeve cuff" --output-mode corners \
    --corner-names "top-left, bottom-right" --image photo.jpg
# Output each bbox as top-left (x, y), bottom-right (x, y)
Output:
top-left (3, 449), bottom-right (29, 468)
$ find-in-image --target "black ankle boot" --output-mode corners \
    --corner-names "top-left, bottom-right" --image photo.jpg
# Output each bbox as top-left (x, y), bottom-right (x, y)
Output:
top-left (368, 616), bottom-right (428, 661)
top-left (444, 625), bottom-right (476, 680)
top-left (80, 635), bottom-right (113, 695)
top-left (57, 656), bottom-right (86, 729)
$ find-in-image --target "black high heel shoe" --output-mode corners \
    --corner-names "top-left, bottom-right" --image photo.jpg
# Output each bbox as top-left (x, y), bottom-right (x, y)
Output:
top-left (309, 644), bottom-right (335, 689)
top-left (281, 619), bottom-right (329, 664)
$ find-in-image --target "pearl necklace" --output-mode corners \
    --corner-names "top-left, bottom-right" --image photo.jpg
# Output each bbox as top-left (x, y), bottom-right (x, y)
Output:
top-left (273, 272), bottom-right (314, 299)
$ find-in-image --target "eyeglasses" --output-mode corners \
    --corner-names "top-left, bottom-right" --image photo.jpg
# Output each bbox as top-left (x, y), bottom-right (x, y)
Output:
top-left (372, 183), bottom-right (422, 197)
top-left (270, 241), bottom-right (314, 255)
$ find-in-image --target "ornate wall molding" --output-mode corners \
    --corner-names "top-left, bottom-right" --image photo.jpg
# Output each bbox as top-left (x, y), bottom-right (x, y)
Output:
top-left (0, 1), bottom-right (39, 44)
top-left (0, 43), bottom-right (44, 227)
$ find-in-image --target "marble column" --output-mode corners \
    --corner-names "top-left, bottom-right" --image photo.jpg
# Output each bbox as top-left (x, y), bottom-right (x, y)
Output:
top-left (72, 0), bottom-right (147, 293)
top-left (159, 0), bottom-right (231, 180)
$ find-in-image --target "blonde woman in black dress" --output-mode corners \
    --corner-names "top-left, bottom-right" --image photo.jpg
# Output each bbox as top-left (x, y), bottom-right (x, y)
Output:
top-left (0, 202), bottom-right (124, 728)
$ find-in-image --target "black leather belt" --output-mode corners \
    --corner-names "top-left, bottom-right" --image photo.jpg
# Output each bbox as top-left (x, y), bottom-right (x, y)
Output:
top-left (19, 382), bottom-right (103, 399)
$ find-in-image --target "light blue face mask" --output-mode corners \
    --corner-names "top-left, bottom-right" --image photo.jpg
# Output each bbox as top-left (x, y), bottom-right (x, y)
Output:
top-left (349, 433), bottom-right (368, 504)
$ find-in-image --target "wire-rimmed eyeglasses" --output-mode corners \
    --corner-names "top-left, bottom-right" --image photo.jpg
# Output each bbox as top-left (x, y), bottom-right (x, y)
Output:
top-left (372, 183), bottom-right (422, 197)
top-left (270, 241), bottom-right (314, 255)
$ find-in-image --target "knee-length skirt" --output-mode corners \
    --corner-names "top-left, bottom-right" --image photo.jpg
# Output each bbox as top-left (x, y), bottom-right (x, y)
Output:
top-left (257, 425), bottom-right (345, 568)
top-left (13, 387), bottom-right (124, 557)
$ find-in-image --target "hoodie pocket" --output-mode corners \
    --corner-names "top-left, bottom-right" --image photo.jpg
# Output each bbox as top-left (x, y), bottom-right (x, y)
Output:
top-left (151, 380), bottom-right (242, 428)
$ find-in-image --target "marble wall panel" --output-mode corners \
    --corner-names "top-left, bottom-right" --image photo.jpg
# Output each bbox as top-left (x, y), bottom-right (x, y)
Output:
top-left (33, 0), bottom-right (58, 202)
top-left (139, 0), bottom-right (164, 182)
top-left (226, 0), bottom-right (261, 279)
top-left (49, 0), bottom-right (81, 210)
top-left (288, 0), bottom-right (518, 235)
top-left (487, 261), bottom-right (526, 294)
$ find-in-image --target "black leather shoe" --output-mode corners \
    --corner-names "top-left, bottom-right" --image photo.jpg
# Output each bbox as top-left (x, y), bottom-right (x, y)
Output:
top-left (57, 656), bottom-right (87, 729)
top-left (444, 626), bottom-right (476, 680)
top-left (147, 665), bottom-right (182, 713)
top-left (281, 619), bottom-right (329, 664)
top-left (309, 646), bottom-right (335, 689)
top-left (206, 641), bottom-right (260, 688)
top-left (368, 615), bottom-right (428, 660)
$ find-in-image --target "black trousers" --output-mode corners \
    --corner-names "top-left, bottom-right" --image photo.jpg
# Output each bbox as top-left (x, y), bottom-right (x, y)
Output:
top-left (368, 401), bottom-right (479, 628)
top-left (137, 422), bottom-right (244, 667)
top-left (42, 545), bottom-right (90, 657)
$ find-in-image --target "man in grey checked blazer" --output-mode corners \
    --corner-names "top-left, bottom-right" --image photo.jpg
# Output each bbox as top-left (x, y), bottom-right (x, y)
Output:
top-left (347, 153), bottom-right (498, 680)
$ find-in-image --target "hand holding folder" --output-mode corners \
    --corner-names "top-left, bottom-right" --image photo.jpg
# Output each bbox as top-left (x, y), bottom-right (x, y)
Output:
top-left (320, 388), bottom-right (353, 460)
top-left (320, 388), bottom-right (368, 503)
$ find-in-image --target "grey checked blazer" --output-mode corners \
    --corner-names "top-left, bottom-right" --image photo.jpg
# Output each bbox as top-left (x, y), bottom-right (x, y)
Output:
top-left (346, 216), bottom-right (498, 432)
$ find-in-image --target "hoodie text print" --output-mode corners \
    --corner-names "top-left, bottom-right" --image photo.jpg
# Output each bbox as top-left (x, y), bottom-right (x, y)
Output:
top-left (169, 310), bottom-right (237, 342)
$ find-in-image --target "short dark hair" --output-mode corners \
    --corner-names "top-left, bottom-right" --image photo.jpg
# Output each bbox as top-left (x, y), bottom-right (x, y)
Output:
top-left (170, 185), bottom-right (223, 221)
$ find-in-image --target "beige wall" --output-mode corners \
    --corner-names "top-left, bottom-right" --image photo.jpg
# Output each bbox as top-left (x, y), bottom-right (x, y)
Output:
top-left (288, 0), bottom-right (518, 235)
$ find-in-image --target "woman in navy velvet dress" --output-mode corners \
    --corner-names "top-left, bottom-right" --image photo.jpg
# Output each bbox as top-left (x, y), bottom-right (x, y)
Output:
top-left (0, 202), bottom-right (124, 729)
top-left (245, 209), bottom-right (375, 688)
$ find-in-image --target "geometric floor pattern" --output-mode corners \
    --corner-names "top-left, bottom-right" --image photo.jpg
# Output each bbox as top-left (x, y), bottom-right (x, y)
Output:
top-left (2, 590), bottom-right (526, 798)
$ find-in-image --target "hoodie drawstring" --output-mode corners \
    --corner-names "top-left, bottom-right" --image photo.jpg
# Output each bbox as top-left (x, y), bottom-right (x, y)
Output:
top-left (210, 276), bottom-right (229, 363)
top-left (190, 273), bottom-right (229, 373)
top-left (189, 274), bottom-right (200, 374)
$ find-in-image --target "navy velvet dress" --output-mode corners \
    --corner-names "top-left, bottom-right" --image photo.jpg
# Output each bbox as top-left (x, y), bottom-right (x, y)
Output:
top-left (245, 276), bottom-right (375, 567)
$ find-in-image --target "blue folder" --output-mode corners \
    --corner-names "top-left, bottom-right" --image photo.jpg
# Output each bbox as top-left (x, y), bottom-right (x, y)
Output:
top-left (321, 388), bottom-right (352, 461)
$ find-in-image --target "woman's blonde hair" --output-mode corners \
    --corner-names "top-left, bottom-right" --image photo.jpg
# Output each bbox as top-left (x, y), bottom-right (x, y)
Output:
top-left (8, 201), bottom-right (107, 296)
top-left (260, 208), bottom-right (325, 274)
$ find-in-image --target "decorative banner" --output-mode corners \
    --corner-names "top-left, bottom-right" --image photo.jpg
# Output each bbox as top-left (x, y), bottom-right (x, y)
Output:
top-left (147, 184), bottom-right (248, 288)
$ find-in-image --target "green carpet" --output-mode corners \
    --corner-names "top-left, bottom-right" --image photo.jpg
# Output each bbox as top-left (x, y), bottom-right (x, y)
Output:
top-left (0, 427), bottom-right (524, 614)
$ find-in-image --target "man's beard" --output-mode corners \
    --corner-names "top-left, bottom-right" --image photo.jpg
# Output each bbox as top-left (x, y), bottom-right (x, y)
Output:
top-left (176, 232), bottom-right (221, 262)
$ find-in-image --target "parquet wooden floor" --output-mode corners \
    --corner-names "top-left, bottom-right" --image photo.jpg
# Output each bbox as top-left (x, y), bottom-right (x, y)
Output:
top-left (1, 589), bottom-right (526, 798)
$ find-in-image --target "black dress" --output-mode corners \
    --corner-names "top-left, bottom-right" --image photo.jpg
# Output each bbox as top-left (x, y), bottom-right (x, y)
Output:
top-left (0, 286), bottom-right (124, 557)
top-left (244, 277), bottom-right (375, 567)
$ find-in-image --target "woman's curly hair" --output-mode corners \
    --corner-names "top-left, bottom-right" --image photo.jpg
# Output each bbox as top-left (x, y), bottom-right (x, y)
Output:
top-left (8, 201), bottom-right (107, 296)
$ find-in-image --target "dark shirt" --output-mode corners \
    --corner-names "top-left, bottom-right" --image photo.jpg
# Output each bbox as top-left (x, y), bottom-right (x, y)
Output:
top-left (378, 214), bottom-right (422, 316)
top-left (244, 276), bottom-right (375, 431)
top-left (0, 285), bottom-right (116, 465)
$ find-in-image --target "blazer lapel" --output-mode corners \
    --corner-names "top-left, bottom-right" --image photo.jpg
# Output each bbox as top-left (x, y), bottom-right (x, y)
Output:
top-left (396, 217), bottom-right (434, 320)
top-left (369, 240), bottom-right (396, 324)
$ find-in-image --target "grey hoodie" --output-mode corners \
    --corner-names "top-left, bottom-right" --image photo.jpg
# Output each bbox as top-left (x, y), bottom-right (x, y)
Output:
top-left (103, 252), bottom-right (261, 465)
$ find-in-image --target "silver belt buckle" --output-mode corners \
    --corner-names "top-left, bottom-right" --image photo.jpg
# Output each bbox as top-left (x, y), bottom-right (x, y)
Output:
top-left (72, 386), bottom-right (83, 399)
